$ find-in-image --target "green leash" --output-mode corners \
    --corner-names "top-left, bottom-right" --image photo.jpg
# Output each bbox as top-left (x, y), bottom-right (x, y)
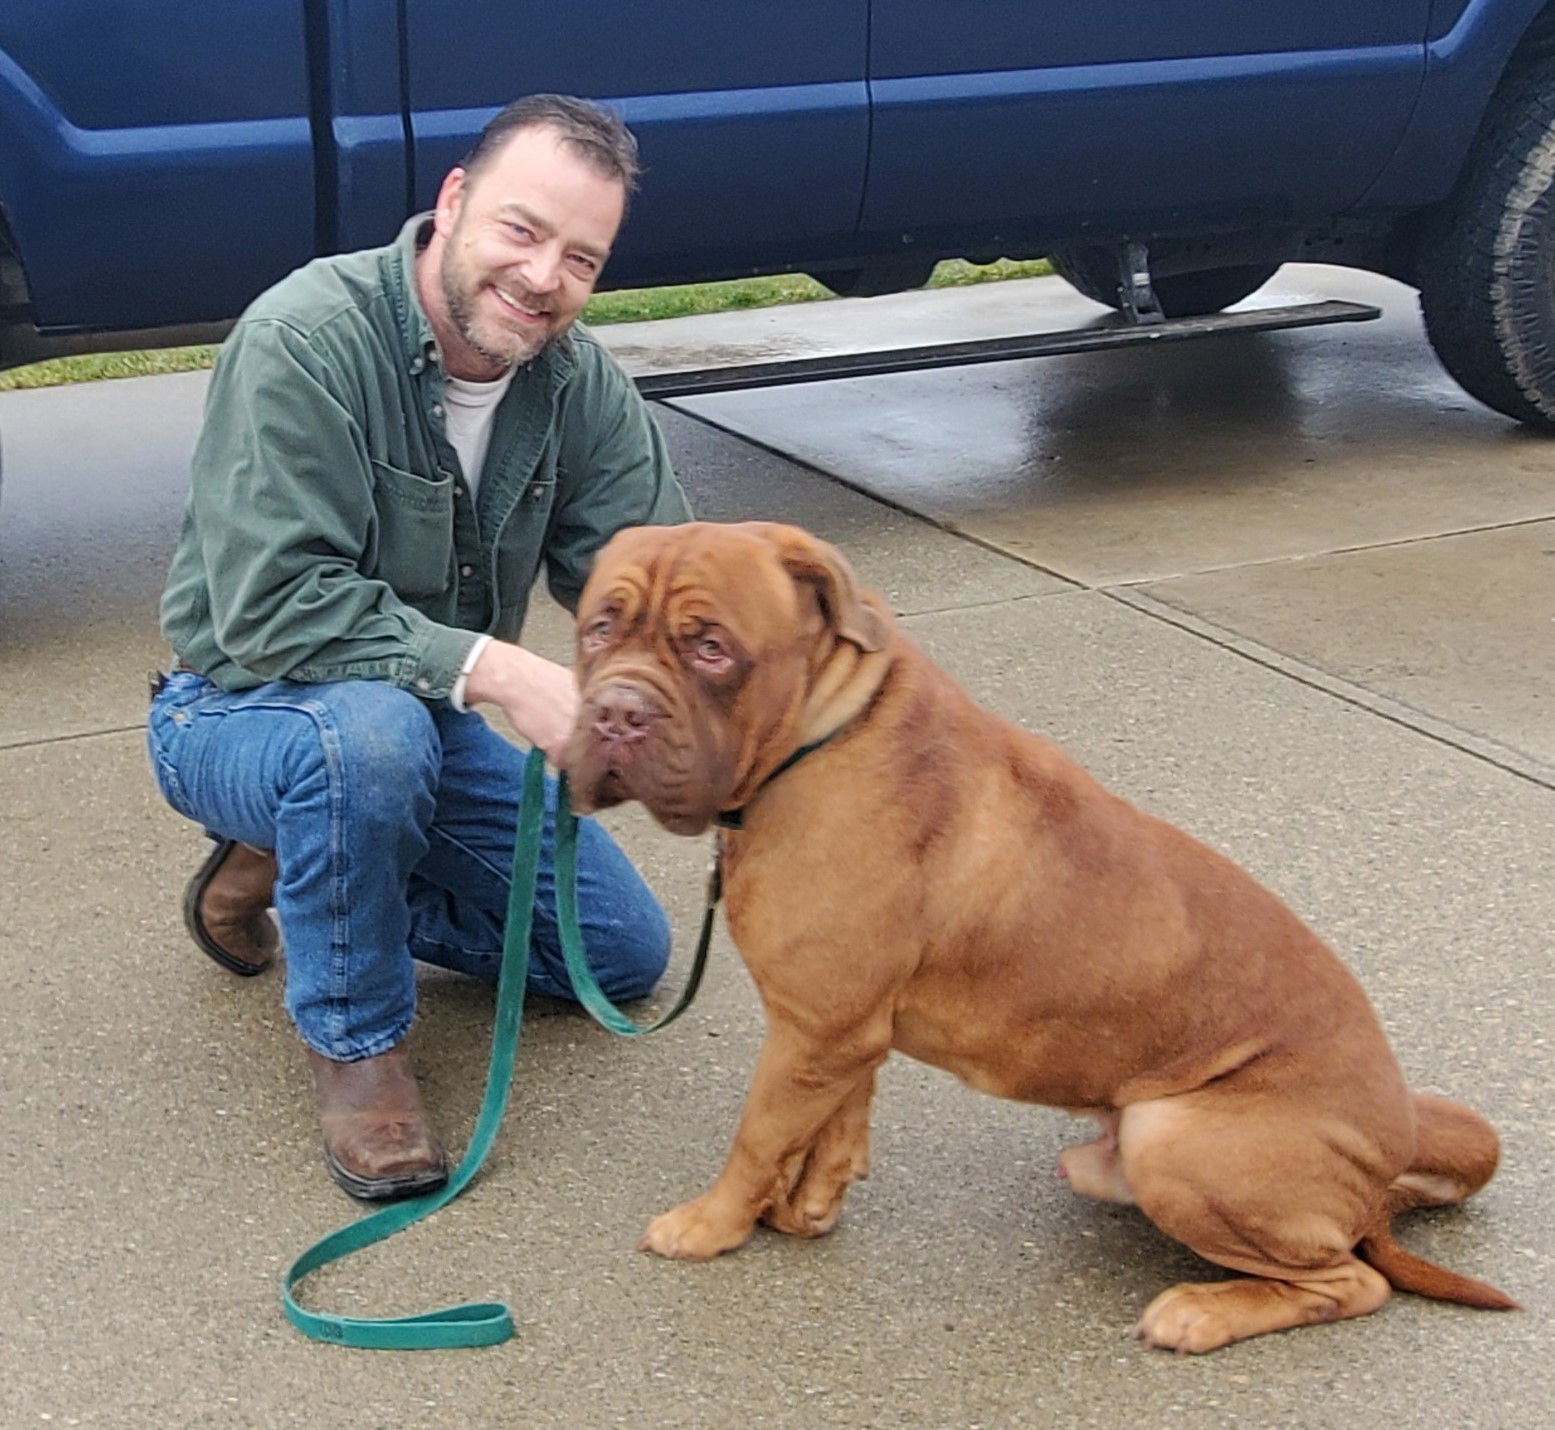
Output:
top-left (281, 748), bottom-right (719, 1349)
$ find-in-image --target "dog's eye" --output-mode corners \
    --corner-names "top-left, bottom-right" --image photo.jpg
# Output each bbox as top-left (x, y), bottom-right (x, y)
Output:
top-left (582, 612), bottom-right (616, 647)
top-left (687, 634), bottom-right (735, 675)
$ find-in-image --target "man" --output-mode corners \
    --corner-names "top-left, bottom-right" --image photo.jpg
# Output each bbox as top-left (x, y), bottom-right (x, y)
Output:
top-left (148, 95), bottom-right (690, 1199)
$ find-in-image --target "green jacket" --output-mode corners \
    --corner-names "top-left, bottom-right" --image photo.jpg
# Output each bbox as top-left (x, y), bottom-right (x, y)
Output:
top-left (160, 215), bottom-right (690, 698)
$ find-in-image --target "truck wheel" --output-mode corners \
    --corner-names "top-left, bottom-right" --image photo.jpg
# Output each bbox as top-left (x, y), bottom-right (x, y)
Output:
top-left (1418, 60), bottom-right (1555, 430)
top-left (1047, 247), bottom-right (1280, 318)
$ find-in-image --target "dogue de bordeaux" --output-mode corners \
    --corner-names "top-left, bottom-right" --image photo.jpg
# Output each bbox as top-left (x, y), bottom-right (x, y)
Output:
top-left (560, 520), bottom-right (1513, 1353)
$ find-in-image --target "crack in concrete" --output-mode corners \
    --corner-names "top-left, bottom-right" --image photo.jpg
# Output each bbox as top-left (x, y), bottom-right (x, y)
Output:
top-left (0, 723), bottom-right (146, 753)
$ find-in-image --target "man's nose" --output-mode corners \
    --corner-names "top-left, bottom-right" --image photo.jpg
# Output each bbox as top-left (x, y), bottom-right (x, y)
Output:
top-left (591, 683), bottom-right (658, 744)
top-left (519, 244), bottom-right (563, 295)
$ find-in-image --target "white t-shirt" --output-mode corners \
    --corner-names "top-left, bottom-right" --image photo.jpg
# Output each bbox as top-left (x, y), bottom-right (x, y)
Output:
top-left (443, 367), bottom-right (514, 707)
top-left (443, 367), bottom-right (516, 498)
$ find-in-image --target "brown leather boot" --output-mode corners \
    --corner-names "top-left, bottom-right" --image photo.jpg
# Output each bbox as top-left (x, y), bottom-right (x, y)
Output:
top-left (182, 839), bottom-right (280, 975)
top-left (308, 1043), bottom-right (449, 1200)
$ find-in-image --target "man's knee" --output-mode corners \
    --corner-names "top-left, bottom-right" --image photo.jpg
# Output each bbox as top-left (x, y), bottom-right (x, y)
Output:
top-left (530, 893), bottom-right (671, 1004)
top-left (595, 898), bottom-right (672, 1001)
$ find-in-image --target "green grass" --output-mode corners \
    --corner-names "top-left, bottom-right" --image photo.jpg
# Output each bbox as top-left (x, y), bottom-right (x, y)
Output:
top-left (0, 257), bottom-right (1052, 393)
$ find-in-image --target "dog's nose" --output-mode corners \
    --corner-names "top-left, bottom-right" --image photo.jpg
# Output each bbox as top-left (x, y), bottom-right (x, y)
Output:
top-left (591, 683), bottom-right (658, 745)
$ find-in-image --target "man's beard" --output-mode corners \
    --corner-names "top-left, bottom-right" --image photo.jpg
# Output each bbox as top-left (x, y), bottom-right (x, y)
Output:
top-left (441, 252), bottom-right (556, 369)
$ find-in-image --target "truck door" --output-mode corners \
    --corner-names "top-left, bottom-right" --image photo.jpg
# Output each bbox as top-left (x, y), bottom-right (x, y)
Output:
top-left (859, 1), bottom-right (1431, 257)
top-left (401, 1), bottom-right (869, 289)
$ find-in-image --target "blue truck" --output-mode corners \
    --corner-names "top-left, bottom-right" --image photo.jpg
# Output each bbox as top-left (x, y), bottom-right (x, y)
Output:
top-left (5, 1), bottom-right (1555, 427)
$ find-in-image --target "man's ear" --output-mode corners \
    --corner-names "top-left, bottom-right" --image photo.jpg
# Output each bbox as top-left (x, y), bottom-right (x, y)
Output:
top-left (747, 523), bottom-right (889, 653)
top-left (433, 166), bottom-right (467, 239)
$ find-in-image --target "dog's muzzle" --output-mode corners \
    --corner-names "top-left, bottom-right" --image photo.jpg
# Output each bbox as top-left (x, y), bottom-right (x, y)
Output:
top-left (565, 675), bottom-right (733, 835)
top-left (565, 677), bottom-right (673, 814)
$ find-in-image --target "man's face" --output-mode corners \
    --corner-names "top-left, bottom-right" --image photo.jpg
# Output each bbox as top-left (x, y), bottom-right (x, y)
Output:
top-left (429, 124), bottom-right (625, 376)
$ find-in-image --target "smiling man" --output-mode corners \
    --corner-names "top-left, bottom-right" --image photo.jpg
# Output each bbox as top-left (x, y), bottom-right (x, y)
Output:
top-left (149, 96), bottom-right (690, 1199)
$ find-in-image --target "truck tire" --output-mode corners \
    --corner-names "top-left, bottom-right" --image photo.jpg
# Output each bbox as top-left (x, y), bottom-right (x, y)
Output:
top-left (1418, 59), bottom-right (1555, 430)
top-left (1047, 247), bottom-right (1280, 318)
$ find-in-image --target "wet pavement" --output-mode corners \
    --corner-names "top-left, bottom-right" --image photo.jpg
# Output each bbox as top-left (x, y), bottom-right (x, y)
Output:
top-left (0, 266), bottom-right (1550, 1427)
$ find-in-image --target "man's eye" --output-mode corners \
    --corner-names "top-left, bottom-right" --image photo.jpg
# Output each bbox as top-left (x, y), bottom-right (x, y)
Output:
top-left (507, 223), bottom-right (533, 242)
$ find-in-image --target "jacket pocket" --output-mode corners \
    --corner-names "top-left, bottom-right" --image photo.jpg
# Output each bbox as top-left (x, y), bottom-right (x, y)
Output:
top-left (368, 459), bottom-right (455, 599)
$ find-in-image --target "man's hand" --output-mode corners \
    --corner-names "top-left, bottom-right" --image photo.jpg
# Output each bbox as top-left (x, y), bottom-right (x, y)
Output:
top-left (463, 641), bottom-right (579, 762)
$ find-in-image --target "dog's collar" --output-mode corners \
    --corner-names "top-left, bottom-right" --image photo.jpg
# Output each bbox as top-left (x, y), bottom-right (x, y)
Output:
top-left (714, 725), bottom-right (849, 831)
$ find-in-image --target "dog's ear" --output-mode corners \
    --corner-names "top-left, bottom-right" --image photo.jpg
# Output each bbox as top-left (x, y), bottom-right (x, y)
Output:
top-left (749, 523), bottom-right (889, 653)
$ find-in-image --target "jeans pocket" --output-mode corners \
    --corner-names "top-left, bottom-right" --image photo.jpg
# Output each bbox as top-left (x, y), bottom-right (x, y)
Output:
top-left (147, 723), bottom-right (195, 819)
top-left (146, 688), bottom-right (202, 819)
top-left (148, 736), bottom-right (195, 820)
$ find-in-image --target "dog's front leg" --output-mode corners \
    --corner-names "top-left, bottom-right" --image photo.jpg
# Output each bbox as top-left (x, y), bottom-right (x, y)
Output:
top-left (640, 1018), bottom-right (889, 1261)
top-left (763, 1066), bottom-right (877, 1239)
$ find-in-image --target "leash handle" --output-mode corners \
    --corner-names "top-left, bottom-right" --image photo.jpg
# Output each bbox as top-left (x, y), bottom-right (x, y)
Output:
top-left (281, 748), bottom-right (550, 1349)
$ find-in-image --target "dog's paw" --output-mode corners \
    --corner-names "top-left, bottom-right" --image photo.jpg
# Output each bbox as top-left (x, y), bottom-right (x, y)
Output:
top-left (762, 1146), bottom-right (861, 1238)
top-left (1132, 1282), bottom-right (1243, 1355)
top-left (762, 1186), bottom-right (844, 1239)
top-left (639, 1197), bottom-right (754, 1261)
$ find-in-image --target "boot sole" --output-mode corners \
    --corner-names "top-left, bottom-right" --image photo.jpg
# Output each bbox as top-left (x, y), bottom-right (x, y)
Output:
top-left (323, 1144), bottom-right (450, 1201)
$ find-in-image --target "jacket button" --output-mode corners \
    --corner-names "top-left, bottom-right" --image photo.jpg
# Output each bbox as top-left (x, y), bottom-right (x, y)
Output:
top-left (460, 564), bottom-right (474, 578)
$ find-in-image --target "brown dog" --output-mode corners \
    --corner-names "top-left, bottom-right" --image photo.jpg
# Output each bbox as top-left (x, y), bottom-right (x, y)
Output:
top-left (560, 520), bottom-right (1513, 1353)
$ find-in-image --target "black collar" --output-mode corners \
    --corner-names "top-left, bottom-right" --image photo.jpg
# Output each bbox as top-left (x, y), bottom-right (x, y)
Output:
top-left (714, 726), bottom-right (848, 830)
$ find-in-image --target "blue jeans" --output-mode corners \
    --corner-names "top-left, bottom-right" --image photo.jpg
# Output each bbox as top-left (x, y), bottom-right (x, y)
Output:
top-left (146, 672), bottom-right (670, 1060)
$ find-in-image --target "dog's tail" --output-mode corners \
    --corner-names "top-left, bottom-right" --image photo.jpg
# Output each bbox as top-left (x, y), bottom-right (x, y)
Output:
top-left (1356, 1093), bottom-right (1517, 1311)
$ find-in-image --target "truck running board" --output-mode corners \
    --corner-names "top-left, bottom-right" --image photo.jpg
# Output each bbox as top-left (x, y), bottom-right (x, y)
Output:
top-left (633, 299), bottom-right (1379, 402)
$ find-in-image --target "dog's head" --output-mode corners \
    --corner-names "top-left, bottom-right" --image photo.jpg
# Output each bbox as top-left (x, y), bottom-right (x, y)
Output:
top-left (561, 521), bottom-right (892, 834)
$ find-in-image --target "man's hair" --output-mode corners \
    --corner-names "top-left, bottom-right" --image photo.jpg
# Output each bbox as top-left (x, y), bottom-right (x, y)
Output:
top-left (461, 94), bottom-right (641, 199)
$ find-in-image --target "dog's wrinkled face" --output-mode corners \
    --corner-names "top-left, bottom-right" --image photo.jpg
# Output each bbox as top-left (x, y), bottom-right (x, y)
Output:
top-left (561, 522), bottom-right (886, 834)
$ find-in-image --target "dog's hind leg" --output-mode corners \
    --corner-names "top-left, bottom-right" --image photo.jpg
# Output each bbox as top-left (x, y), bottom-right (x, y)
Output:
top-left (1388, 1092), bottom-right (1500, 1211)
top-left (1133, 1255), bottom-right (1390, 1354)
top-left (1119, 1097), bottom-right (1395, 1354)
top-left (763, 1068), bottom-right (877, 1238)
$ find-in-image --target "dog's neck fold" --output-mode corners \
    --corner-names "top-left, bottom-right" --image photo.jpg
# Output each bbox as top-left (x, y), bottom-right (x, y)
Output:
top-left (718, 629), bottom-right (894, 829)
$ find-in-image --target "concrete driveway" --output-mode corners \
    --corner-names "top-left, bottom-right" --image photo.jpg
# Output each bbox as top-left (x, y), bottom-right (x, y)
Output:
top-left (1, 266), bottom-right (1550, 1427)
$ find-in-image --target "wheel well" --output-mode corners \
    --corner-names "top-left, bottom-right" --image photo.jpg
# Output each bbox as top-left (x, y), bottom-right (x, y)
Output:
top-left (1504, 2), bottom-right (1555, 77)
top-left (0, 206), bottom-right (32, 324)
top-left (1381, 4), bottom-right (1555, 291)
top-left (1443, 4), bottom-right (1555, 178)
top-left (0, 204), bottom-right (44, 373)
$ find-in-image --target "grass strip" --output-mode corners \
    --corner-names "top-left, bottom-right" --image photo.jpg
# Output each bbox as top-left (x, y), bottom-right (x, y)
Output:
top-left (0, 257), bottom-right (1051, 392)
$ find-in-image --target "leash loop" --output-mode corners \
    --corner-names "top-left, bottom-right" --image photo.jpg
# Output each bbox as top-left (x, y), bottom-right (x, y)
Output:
top-left (552, 770), bottom-right (718, 1036)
